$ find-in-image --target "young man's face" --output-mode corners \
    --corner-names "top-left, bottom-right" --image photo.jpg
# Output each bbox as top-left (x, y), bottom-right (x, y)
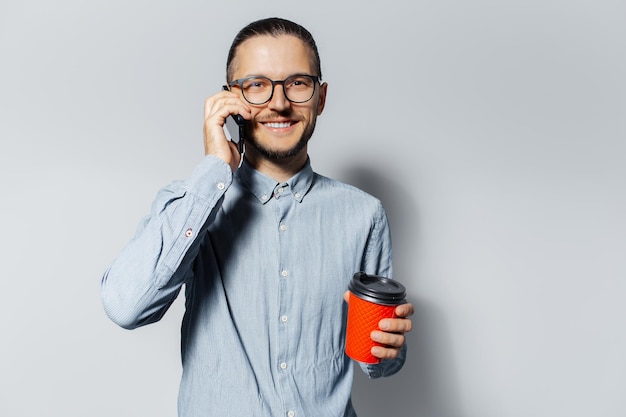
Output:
top-left (230, 35), bottom-right (327, 161)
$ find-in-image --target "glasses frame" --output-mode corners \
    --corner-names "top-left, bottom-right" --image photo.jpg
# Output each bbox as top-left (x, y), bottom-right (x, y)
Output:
top-left (228, 74), bottom-right (321, 105)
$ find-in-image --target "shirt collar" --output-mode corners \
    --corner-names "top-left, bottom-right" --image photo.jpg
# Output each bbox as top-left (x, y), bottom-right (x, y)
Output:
top-left (236, 157), bottom-right (314, 205)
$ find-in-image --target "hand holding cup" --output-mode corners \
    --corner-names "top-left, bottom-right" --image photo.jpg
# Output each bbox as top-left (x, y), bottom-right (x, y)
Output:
top-left (344, 272), bottom-right (413, 363)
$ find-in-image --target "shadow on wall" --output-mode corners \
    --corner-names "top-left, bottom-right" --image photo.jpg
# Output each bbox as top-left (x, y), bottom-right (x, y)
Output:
top-left (339, 164), bottom-right (463, 417)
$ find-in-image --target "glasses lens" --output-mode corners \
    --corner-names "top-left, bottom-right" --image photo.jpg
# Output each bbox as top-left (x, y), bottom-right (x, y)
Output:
top-left (241, 77), bottom-right (273, 104)
top-left (283, 75), bottom-right (316, 103)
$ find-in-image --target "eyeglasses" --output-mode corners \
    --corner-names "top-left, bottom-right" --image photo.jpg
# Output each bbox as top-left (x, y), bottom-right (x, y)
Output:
top-left (228, 74), bottom-right (320, 105)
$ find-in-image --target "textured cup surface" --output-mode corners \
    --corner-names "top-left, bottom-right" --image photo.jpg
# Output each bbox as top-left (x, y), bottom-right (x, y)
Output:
top-left (345, 272), bottom-right (406, 364)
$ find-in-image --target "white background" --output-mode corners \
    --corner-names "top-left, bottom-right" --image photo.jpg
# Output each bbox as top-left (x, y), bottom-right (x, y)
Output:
top-left (1, 1), bottom-right (624, 416)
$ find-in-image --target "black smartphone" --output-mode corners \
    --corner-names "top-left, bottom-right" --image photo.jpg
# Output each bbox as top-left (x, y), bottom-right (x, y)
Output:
top-left (222, 85), bottom-right (245, 154)
top-left (224, 114), bottom-right (245, 154)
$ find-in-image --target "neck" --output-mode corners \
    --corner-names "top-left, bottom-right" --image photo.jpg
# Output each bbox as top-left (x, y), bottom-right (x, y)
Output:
top-left (244, 149), bottom-right (308, 183)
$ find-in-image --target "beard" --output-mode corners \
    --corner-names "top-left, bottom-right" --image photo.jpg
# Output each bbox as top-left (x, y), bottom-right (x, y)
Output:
top-left (247, 115), bottom-right (318, 161)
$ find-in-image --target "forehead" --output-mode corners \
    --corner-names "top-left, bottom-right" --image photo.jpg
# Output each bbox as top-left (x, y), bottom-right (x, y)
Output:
top-left (231, 35), bottom-right (314, 79)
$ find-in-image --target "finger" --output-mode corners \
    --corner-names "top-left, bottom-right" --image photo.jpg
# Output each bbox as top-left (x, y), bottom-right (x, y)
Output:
top-left (394, 302), bottom-right (414, 318)
top-left (343, 291), bottom-right (349, 303)
top-left (371, 330), bottom-right (405, 348)
top-left (204, 91), bottom-right (251, 121)
top-left (378, 317), bottom-right (413, 333)
top-left (204, 98), bottom-right (249, 123)
top-left (371, 345), bottom-right (401, 360)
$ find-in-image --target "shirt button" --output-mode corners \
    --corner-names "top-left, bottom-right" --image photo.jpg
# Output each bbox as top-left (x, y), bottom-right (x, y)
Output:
top-left (217, 182), bottom-right (225, 190)
top-left (281, 315), bottom-right (288, 323)
top-left (280, 362), bottom-right (287, 370)
top-left (278, 187), bottom-right (284, 193)
top-left (281, 270), bottom-right (288, 278)
top-left (287, 411), bottom-right (295, 417)
top-left (294, 193), bottom-right (301, 199)
top-left (185, 228), bottom-right (193, 237)
top-left (280, 224), bottom-right (287, 231)
top-left (261, 194), bottom-right (268, 201)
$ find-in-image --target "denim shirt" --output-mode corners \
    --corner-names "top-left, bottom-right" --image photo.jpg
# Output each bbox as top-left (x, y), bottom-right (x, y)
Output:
top-left (101, 156), bottom-right (406, 417)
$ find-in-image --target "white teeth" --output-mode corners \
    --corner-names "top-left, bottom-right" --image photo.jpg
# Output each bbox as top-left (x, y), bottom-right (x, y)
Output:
top-left (265, 122), bottom-right (291, 128)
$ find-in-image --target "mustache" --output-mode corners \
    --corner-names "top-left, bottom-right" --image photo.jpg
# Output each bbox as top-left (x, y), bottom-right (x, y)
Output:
top-left (255, 111), bottom-right (303, 122)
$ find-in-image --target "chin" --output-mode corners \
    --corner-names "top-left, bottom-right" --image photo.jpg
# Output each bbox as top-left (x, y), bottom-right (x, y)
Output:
top-left (250, 137), bottom-right (309, 160)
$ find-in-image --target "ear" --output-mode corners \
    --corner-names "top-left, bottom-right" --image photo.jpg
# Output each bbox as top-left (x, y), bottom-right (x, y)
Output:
top-left (316, 82), bottom-right (328, 115)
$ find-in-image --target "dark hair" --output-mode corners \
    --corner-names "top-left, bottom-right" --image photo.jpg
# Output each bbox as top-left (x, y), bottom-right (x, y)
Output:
top-left (226, 17), bottom-right (322, 82)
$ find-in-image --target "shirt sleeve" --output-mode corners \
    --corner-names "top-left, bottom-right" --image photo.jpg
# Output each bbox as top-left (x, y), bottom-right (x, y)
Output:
top-left (358, 200), bottom-right (408, 378)
top-left (100, 156), bottom-right (232, 329)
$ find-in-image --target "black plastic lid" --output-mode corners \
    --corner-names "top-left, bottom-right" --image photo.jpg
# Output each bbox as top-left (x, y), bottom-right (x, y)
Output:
top-left (348, 272), bottom-right (406, 305)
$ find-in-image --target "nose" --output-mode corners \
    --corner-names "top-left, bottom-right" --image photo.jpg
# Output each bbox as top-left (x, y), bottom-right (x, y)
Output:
top-left (267, 83), bottom-right (291, 112)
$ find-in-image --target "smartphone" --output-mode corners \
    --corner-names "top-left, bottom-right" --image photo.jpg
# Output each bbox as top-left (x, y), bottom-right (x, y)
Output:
top-left (224, 114), bottom-right (245, 154)
top-left (222, 85), bottom-right (245, 154)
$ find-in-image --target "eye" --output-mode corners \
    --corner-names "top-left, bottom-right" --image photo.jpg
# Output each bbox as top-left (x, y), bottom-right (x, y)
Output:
top-left (287, 76), bottom-right (313, 89)
top-left (243, 77), bottom-right (270, 90)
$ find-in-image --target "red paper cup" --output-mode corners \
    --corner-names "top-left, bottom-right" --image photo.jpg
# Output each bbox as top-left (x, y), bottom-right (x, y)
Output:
top-left (345, 272), bottom-right (406, 364)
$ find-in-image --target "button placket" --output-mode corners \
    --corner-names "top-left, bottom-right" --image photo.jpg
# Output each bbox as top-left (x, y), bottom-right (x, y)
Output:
top-left (275, 182), bottom-right (298, 408)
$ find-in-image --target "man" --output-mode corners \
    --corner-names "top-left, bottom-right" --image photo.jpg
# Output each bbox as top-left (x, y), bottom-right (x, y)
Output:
top-left (101, 17), bottom-right (413, 417)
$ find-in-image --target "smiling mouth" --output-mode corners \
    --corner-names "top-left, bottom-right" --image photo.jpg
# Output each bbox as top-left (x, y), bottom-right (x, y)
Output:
top-left (263, 121), bottom-right (295, 129)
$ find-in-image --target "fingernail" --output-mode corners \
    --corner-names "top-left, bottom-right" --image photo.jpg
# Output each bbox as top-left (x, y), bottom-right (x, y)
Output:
top-left (379, 321), bottom-right (389, 330)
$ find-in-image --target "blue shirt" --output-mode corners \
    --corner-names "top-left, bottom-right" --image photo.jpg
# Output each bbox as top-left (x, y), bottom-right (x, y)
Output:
top-left (101, 156), bottom-right (406, 417)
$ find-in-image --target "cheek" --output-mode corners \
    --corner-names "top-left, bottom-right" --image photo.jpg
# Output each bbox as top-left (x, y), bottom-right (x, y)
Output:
top-left (304, 103), bottom-right (320, 120)
top-left (314, 98), bottom-right (322, 115)
top-left (249, 107), bottom-right (264, 121)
